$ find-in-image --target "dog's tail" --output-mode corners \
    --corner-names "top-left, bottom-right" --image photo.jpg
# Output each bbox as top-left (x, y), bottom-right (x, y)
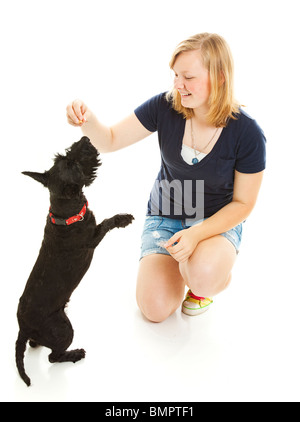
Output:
top-left (15, 331), bottom-right (31, 387)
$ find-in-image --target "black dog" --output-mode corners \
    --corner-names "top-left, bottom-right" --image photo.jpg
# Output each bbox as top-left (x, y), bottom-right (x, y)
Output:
top-left (16, 136), bottom-right (134, 386)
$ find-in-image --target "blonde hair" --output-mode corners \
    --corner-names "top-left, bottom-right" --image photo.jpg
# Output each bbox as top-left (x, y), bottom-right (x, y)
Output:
top-left (166, 33), bottom-right (241, 127)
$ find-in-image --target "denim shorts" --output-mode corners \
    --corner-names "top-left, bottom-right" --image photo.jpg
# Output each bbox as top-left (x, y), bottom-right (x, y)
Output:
top-left (140, 215), bottom-right (243, 260)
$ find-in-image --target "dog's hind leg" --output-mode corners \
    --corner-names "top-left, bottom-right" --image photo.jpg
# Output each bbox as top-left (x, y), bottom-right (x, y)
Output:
top-left (49, 348), bottom-right (86, 363)
top-left (45, 310), bottom-right (86, 364)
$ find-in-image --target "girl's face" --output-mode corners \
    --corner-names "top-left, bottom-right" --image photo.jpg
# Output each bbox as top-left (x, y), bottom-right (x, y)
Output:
top-left (173, 50), bottom-right (211, 113)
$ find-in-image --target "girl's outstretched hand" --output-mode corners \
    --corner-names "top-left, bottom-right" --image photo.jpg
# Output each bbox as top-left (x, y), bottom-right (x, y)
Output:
top-left (66, 99), bottom-right (91, 126)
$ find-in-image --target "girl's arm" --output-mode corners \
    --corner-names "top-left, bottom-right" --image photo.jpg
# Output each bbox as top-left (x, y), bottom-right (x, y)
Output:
top-left (66, 99), bottom-right (152, 153)
top-left (165, 170), bottom-right (264, 262)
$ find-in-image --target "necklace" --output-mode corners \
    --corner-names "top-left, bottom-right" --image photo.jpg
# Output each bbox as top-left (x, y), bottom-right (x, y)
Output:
top-left (190, 118), bottom-right (219, 165)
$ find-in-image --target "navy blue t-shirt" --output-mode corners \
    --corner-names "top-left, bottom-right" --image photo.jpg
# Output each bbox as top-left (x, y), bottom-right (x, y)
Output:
top-left (134, 92), bottom-right (266, 221)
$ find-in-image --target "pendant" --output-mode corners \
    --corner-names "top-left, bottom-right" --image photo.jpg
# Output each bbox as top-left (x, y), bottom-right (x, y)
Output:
top-left (192, 157), bottom-right (199, 165)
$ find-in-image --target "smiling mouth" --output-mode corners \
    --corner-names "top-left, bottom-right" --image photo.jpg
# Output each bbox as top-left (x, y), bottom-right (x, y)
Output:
top-left (180, 93), bottom-right (192, 97)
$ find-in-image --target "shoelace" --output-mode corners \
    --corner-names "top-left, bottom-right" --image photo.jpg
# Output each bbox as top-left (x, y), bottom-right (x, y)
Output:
top-left (187, 291), bottom-right (205, 301)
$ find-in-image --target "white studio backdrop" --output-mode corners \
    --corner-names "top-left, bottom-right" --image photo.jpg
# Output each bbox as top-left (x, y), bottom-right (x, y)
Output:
top-left (1, 0), bottom-right (299, 402)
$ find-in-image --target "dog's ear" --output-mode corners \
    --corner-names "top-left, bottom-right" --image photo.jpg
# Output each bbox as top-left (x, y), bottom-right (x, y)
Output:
top-left (22, 171), bottom-right (49, 187)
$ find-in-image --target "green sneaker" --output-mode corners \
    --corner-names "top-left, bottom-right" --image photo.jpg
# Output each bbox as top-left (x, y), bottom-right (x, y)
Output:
top-left (182, 289), bottom-right (213, 316)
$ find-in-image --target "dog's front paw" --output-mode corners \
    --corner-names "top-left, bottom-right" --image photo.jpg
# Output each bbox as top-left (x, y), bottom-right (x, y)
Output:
top-left (114, 213), bottom-right (134, 228)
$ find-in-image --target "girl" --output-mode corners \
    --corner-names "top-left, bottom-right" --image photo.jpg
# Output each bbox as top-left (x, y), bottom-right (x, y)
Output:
top-left (66, 33), bottom-right (266, 322)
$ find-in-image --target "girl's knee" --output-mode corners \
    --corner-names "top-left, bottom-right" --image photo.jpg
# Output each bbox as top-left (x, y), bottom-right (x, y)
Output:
top-left (187, 263), bottom-right (231, 297)
top-left (137, 293), bottom-right (172, 323)
top-left (136, 286), bottom-right (184, 323)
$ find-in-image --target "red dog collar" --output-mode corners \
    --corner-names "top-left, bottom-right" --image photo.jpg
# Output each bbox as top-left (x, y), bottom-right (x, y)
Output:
top-left (49, 201), bottom-right (88, 226)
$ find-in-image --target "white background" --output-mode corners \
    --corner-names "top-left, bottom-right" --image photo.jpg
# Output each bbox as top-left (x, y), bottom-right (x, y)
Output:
top-left (1, 0), bottom-right (300, 402)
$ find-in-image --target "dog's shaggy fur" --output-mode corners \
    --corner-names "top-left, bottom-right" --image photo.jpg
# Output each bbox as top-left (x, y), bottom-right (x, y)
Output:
top-left (16, 136), bottom-right (134, 386)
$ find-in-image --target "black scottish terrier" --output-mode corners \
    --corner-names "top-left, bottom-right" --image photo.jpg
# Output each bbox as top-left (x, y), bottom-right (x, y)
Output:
top-left (16, 136), bottom-right (134, 386)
